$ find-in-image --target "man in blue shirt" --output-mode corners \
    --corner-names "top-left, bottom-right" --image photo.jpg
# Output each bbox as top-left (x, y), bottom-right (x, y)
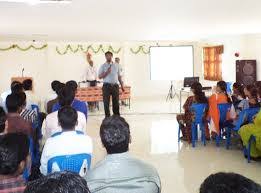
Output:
top-left (52, 81), bottom-right (88, 119)
top-left (98, 52), bottom-right (124, 117)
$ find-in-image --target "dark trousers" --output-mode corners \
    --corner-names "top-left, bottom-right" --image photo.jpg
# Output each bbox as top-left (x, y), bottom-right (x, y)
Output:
top-left (102, 83), bottom-right (120, 117)
top-left (89, 80), bottom-right (97, 87)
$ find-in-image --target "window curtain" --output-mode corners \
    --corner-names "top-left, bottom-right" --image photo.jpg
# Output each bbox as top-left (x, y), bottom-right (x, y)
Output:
top-left (203, 45), bottom-right (224, 81)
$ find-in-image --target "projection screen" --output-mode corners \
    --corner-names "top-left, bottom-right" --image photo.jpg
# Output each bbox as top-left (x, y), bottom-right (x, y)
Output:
top-left (150, 46), bottom-right (194, 81)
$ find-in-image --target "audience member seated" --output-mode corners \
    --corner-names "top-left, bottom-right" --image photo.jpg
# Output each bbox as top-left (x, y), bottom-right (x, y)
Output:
top-left (231, 82), bottom-right (248, 114)
top-left (46, 81), bottom-right (64, 114)
top-left (24, 171), bottom-right (90, 193)
top-left (0, 133), bottom-right (30, 193)
top-left (1, 81), bottom-right (21, 100)
top-left (225, 83), bottom-right (248, 129)
top-left (21, 82), bottom-right (46, 131)
top-left (228, 84), bottom-right (261, 129)
top-left (1, 81), bottom-right (23, 112)
top-left (18, 92), bottom-right (37, 124)
top-left (208, 81), bottom-right (231, 138)
top-left (10, 81), bottom-right (24, 94)
top-left (256, 82), bottom-right (261, 103)
top-left (40, 106), bottom-right (92, 176)
top-left (0, 107), bottom-right (7, 138)
top-left (86, 115), bottom-right (161, 193)
top-left (244, 84), bottom-right (260, 108)
top-left (22, 79), bottom-right (41, 109)
top-left (177, 82), bottom-right (209, 142)
top-left (231, 82), bottom-right (242, 105)
top-left (200, 172), bottom-right (261, 193)
top-left (239, 109), bottom-right (261, 159)
top-left (42, 86), bottom-right (87, 140)
top-left (6, 93), bottom-right (32, 136)
top-left (52, 80), bottom-right (88, 119)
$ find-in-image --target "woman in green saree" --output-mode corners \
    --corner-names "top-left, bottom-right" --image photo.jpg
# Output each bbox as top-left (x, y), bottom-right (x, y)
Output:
top-left (239, 85), bottom-right (261, 158)
top-left (239, 110), bottom-right (261, 158)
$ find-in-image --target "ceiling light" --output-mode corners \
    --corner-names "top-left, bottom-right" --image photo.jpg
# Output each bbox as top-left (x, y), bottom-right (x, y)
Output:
top-left (0, 0), bottom-right (71, 4)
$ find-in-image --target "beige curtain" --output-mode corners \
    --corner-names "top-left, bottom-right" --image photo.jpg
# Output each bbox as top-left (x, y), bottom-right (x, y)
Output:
top-left (203, 45), bottom-right (224, 81)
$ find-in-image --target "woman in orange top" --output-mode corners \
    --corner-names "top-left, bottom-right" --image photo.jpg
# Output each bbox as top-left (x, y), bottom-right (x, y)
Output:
top-left (208, 81), bottom-right (231, 137)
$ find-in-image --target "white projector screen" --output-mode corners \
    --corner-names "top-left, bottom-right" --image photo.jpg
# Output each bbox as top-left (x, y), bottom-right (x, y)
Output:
top-left (150, 46), bottom-right (194, 81)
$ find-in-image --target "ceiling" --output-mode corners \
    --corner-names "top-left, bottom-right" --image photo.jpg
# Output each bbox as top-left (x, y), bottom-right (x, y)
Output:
top-left (0, 0), bottom-right (261, 41)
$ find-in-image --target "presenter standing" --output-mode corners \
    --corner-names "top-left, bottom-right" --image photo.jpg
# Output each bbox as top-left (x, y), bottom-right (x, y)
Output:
top-left (99, 51), bottom-right (124, 117)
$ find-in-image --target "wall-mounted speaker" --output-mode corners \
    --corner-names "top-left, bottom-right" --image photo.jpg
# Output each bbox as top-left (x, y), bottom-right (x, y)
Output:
top-left (236, 60), bottom-right (256, 85)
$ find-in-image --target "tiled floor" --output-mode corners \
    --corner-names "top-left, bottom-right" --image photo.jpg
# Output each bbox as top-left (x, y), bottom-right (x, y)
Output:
top-left (87, 97), bottom-right (261, 193)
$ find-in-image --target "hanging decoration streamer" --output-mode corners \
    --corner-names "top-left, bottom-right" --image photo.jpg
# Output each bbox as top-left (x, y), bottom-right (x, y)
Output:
top-left (0, 43), bottom-right (175, 55)
top-left (0, 44), bottom-right (48, 51)
top-left (130, 45), bottom-right (150, 54)
top-left (56, 44), bottom-right (122, 55)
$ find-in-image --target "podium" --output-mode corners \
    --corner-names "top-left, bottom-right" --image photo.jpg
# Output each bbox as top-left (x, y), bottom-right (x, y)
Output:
top-left (11, 77), bottom-right (33, 83)
top-left (76, 86), bottom-right (131, 109)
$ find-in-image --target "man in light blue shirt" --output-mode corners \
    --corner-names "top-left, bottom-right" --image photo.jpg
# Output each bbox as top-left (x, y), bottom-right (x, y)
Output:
top-left (86, 116), bottom-right (161, 193)
top-left (98, 52), bottom-right (124, 117)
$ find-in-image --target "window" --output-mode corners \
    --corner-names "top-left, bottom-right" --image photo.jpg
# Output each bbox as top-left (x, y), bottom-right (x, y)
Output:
top-left (203, 45), bottom-right (223, 81)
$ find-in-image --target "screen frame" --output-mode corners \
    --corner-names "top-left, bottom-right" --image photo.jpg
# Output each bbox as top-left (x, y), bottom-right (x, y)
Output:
top-left (149, 45), bottom-right (195, 81)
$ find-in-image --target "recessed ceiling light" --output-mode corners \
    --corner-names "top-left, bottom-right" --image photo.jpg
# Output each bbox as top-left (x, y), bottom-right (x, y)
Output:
top-left (0, 0), bottom-right (71, 4)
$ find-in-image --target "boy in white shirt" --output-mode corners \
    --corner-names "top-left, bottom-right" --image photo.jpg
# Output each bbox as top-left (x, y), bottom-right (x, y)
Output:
top-left (42, 86), bottom-right (87, 141)
top-left (40, 106), bottom-right (92, 177)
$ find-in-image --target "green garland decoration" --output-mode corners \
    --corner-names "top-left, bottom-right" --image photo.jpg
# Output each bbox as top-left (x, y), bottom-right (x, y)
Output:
top-left (0, 43), bottom-right (172, 55)
top-left (0, 44), bottom-right (47, 51)
top-left (56, 44), bottom-right (122, 55)
top-left (130, 45), bottom-right (150, 54)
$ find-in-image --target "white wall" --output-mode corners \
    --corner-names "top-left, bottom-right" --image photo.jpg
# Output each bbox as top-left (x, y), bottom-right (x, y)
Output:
top-left (0, 41), bottom-right (201, 100)
top-left (1, 36), bottom-right (260, 101)
top-left (0, 42), bottom-right (48, 99)
top-left (0, 42), bottom-right (124, 100)
top-left (199, 35), bottom-right (248, 85)
top-left (244, 34), bottom-right (261, 80)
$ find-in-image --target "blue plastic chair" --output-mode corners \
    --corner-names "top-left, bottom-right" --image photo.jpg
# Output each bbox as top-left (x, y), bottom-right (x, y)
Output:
top-left (47, 153), bottom-right (92, 176)
top-left (216, 103), bottom-right (231, 147)
top-left (190, 103), bottom-right (208, 147)
top-left (245, 135), bottom-right (256, 163)
top-left (31, 104), bottom-right (42, 136)
top-left (246, 107), bottom-right (260, 123)
top-left (226, 82), bottom-right (233, 95)
top-left (22, 137), bottom-right (35, 181)
top-left (225, 107), bottom-right (260, 149)
top-left (30, 104), bottom-right (42, 166)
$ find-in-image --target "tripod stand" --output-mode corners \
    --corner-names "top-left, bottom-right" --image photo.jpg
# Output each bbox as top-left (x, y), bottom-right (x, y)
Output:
top-left (166, 81), bottom-right (179, 101)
